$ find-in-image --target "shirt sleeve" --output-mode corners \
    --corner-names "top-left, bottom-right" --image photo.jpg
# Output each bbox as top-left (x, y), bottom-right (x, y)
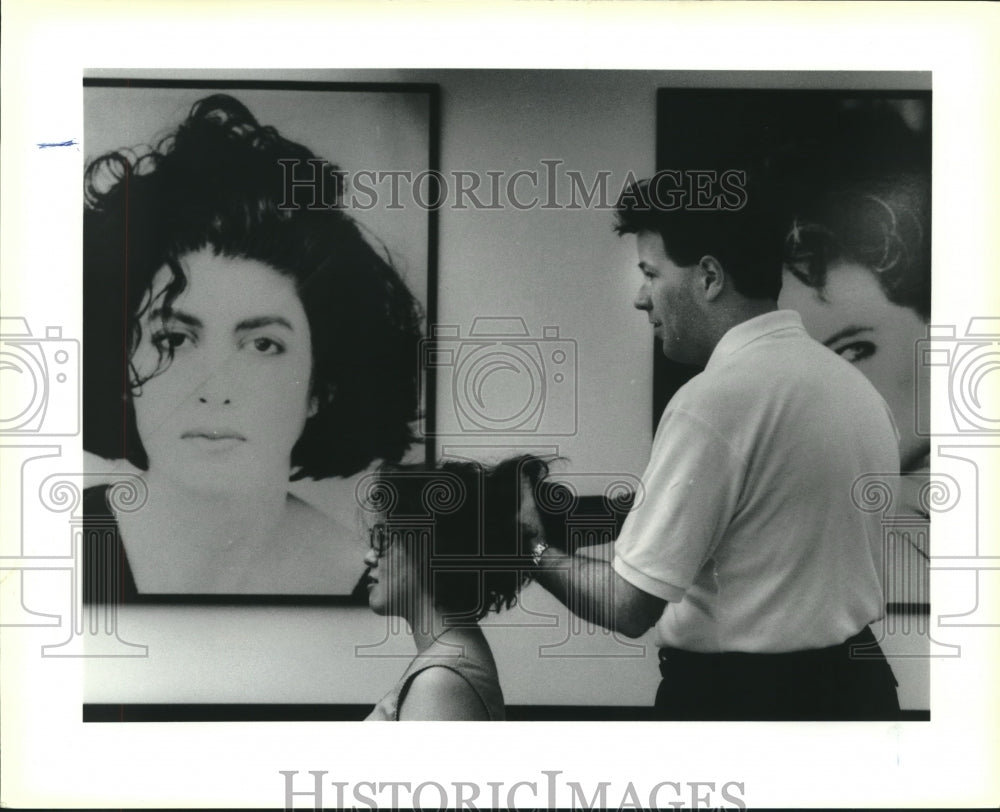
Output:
top-left (612, 406), bottom-right (745, 602)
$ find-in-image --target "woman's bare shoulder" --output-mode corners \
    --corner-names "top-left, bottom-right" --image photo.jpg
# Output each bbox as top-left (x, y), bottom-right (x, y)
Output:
top-left (398, 666), bottom-right (490, 721)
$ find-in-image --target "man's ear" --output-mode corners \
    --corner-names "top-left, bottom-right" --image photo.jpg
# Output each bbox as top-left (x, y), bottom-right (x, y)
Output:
top-left (697, 255), bottom-right (725, 302)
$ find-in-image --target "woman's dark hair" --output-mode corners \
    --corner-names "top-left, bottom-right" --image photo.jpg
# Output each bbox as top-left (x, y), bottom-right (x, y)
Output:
top-left (84, 93), bottom-right (423, 478)
top-left (783, 176), bottom-right (930, 321)
top-left (778, 102), bottom-right (931, 320)
top-left (364, 455), bottom-right (553, 621)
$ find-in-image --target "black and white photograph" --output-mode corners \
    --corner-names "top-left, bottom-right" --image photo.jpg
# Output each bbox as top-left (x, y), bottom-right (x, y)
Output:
top-left (75, 70), bottom-right (933, 730)
top-left (2, 2), bottom-right (998, 809)
top-left (82, 80), bottom-right (436, 603)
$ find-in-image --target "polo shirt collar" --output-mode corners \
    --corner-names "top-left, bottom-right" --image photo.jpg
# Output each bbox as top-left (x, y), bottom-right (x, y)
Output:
top-left (705, 309), bottom-right (805, 371)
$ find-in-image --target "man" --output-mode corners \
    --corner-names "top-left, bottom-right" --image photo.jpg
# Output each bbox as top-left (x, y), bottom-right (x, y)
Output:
top-left (525, 175), bottom-right (902, 720)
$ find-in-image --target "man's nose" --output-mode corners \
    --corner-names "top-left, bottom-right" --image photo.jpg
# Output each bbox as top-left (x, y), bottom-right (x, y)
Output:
top-left (633, 287), bottom-right (651, 311)
top-left (363, 548), bottom-right (379, 567)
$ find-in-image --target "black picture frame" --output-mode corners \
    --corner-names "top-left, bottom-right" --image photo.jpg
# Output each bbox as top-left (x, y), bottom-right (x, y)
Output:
top-left (81, 78), bottom-right (440, 605)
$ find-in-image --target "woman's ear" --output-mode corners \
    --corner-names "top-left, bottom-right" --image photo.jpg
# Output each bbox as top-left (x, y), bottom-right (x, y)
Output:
top-left (308, 381), bottom-right (334, 418)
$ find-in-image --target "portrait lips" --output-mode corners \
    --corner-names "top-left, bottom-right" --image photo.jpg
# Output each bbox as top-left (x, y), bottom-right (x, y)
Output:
top-left (181, 428), bottom-right (247, 453)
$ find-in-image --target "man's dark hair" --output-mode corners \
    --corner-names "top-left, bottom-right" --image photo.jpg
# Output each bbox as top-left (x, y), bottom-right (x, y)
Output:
top-left (84, 94), bottom-right (423, 479)
top-left (614, 169), bottom-right (785, 301)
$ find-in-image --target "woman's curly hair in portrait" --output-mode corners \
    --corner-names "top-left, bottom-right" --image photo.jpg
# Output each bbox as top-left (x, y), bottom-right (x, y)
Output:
top-left (84, 93), bottom-right (424, 479)
top-left (777, 101), bottom-right (930, 320)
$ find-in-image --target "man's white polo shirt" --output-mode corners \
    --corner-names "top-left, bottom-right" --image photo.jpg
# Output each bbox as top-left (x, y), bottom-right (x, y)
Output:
top-left (613, 310), bottom-right (899, 653)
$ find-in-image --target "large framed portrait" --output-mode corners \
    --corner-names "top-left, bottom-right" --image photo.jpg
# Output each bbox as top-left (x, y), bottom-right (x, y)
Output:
top-left (81, 79), bottom-right (439, 604)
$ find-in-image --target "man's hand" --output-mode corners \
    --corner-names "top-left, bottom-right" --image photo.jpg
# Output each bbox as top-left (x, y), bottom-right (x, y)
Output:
top-left (533, 546), bottom-right (665, 638)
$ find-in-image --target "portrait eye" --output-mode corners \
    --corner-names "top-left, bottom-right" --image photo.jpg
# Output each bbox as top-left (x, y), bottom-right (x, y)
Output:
top-left (249, 336), bottom-right (285, 355)
top-left (151, 330), bottom-right (192, 352)
top-left (834, 341), bottom-right (876, 364)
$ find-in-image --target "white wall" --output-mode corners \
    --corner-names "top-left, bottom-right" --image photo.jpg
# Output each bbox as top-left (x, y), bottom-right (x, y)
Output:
top-left (431, 69), bottom-right (657, 473)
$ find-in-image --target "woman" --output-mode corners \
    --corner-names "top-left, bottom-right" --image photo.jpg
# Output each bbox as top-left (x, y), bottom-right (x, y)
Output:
top-left (776, 104), bottom-right (931, 605)
top-left (779, 177), bottom-right (930, 478)
top-left (775, 102), bottom-right (930, 478)
top-left (361, 456), bottom-right (550, 721)
top-left (82, 94), bottom-right (423, 600)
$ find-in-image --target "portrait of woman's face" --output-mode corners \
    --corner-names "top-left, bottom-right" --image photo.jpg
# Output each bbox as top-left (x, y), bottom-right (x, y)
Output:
top-left (130, 248), bottom-right (315, 494)
top-left (778, 259), bottom-right (929, 471)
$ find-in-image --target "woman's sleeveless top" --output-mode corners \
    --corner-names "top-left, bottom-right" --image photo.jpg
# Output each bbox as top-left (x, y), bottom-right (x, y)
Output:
top-left (366, 629), bottom-right (505, 721)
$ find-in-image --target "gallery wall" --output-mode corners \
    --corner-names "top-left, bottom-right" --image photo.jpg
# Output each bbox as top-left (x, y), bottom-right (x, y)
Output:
top-left (81, 68), bottom-right (930, 714)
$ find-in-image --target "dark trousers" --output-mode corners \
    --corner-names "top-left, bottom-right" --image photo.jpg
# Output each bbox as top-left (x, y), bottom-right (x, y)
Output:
top-left (654, 627), bottom-right (900, 721)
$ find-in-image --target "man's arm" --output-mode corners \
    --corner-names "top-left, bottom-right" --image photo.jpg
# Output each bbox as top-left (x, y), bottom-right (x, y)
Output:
top-left (532, 546), bottom-right (666, 639)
